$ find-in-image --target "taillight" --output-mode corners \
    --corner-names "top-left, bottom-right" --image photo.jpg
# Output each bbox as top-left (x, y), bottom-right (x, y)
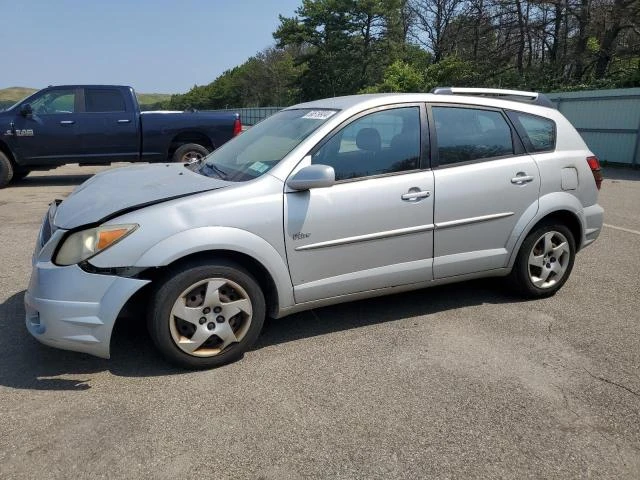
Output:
top-left (232, 116), bottom-right (242, 137)
top-left (586, 155), bottom-right (603, 190)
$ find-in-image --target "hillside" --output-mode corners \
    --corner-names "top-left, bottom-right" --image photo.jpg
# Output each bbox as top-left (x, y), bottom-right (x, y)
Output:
top-left (0, 87), bottom-right (37, 104)
top-left (0, 86), bottom-right (172, 109)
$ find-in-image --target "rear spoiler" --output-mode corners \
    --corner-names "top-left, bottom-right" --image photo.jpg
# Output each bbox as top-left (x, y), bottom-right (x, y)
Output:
top-left (431, 87), bottom-right (555, 108)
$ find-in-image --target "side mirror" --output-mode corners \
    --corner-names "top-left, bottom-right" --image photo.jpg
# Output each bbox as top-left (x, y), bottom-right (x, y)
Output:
top-left (287, 164), bottom-right (335, 191)
top-left (20, 103), bottom-right (33, 117)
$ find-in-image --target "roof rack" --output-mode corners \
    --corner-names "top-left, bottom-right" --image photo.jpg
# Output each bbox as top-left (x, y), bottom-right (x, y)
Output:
top-left (431, 87), bottom-right (555, 108)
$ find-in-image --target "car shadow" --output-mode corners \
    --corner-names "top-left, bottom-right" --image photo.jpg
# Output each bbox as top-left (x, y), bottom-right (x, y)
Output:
top-left (255, 279), bottom-right (525, 349)
top-left (12, 173), bottom-right (94, 188)
top-left (0, 291), bottom-right (183, 391)
top-left (602, 166), bottom-right (640, 182)
top-left (0, 280), bottom-right (527, 391)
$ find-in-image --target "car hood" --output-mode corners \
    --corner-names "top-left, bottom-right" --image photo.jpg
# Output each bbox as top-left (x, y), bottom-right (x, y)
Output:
top-left (54, 163), bottom-right (230, 229)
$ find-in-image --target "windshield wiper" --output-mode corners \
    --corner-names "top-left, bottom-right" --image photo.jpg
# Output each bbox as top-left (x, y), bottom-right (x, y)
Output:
top-left (201, 163), bottom-right (228, 180)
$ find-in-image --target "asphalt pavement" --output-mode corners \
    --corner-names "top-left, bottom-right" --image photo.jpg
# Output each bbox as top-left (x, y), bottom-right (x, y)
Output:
top-left (0, 164), bottom-right (639, 479)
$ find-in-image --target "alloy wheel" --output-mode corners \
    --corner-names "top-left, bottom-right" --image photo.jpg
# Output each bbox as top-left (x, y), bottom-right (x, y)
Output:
top-left (527, 230), bottom-right (571, 289)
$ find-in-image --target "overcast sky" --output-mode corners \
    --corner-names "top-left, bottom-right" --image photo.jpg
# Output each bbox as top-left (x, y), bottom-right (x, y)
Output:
top-left (0, 0), bottom-right (302, 93)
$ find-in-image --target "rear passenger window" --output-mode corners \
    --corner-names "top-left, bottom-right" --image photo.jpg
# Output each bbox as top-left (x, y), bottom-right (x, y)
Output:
top-left (508, 111), bottom-right (555, 152)
top-left (432, 107), bottom-right (513, 165)
top-left (85, 89), bottom-right (126, 112)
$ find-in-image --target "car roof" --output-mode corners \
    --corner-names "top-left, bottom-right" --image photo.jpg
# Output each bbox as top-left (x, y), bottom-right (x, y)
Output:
top-left (286, 92), bottom-right (556, 117)
top-left (46, 85), bottom-right (133, 90)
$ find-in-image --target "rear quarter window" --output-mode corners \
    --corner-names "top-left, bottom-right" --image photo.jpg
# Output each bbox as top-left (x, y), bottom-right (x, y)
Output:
top-left (508, 111), bottom-right (556, 153)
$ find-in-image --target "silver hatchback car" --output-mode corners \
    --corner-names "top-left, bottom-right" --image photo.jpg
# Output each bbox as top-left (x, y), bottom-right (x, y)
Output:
top-left (26, 88), bottom-right (604, 369)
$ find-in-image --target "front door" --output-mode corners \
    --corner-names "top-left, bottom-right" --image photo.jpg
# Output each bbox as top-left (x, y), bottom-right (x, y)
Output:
top-left (284, 105), bottom-right (435, 304)
top-left (12, 88), bottom-right (81, 165)
top-left (429, 105), bottom-right (540, 278)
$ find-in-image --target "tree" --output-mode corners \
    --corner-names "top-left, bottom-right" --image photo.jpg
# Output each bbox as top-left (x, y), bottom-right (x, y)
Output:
top-left (165, 46), bottom-right (303, 109)
top-left (409, 0), bottom-right (464, 62)
top-left (362, 60), bottom-right (425, 91)
top-left (274, 0), bottom-right (408, 99)
top-left (169, 0), bottom-right (640, 110)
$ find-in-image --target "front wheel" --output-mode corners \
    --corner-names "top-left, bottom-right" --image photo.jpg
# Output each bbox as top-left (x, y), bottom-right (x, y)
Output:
top-left (0, 152), bottom-right (14, 188)
top-left (509, 222), bottom-right (576, 298)
top-left (148, 261), bottom-right (265, 369)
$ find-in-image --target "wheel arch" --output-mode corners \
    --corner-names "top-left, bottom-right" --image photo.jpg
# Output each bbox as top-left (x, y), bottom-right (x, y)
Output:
top-left (507, 192), bottom-right (586, 269)
top-left (0, 139), bottom-right (18, 166)
top-left (128, 226), bottom-right (294, 316)
top-left (168, 131), bottom-right (214, 159)
top-left (143, 249), bottom-right (281, 317)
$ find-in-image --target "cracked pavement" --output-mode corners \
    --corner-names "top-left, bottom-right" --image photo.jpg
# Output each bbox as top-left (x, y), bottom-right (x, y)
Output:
top-left (0, 165), bottom-right (639, 479)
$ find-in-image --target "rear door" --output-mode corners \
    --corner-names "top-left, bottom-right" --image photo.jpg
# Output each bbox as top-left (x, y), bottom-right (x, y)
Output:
top-left (11, 87), bottom-right (82, 165)
top-left (429, 104), bottom-right (540, 278)
top-left (76, 87), bottom-right (139, 163)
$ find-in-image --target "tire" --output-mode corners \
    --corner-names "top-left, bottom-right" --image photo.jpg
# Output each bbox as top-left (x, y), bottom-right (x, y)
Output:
top-left (171, 143), bottom-right (210, 163)
top-left (148, 260), bottom-right (266, 369)
top-left (509, 221), bottom-right (576, 298)
top-left (0, 152), bottom-right (14, 188)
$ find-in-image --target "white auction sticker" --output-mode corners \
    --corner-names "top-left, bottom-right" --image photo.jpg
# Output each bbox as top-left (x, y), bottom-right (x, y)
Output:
top-left (249, 161), bottom-right (270, 173)
top-left (302, 110), bottom-right (336, 120)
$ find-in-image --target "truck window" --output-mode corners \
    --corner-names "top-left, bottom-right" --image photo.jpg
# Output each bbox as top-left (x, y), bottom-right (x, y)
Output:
top-left (30, 90), bottom-right (76, 114)
top-left (85, 89), bottom-right (127, 112)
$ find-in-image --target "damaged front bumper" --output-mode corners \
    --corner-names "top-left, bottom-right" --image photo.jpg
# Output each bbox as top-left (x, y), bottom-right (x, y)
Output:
top-left (24, 203), bottom-right (149, 358)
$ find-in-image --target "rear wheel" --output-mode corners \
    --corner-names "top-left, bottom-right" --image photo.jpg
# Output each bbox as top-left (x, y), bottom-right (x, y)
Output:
top-left (148, 261), bottom-right (265, 369)
top-left (0, 152), bottom-right (14, 188)
top-left (510, 222), bottom-right (576, 298)
top-left (171, 143), bottom-right (209, 163)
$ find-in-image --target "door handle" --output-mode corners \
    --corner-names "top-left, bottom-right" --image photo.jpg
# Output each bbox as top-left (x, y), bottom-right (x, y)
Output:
top-left (59, 120), bottom-right (75, 125)
top-left (401, 190), bottom-right (431, 201)
top-left (511, 173), bottom-right (534, 185)
top-left (117, 119), bottom-right (131, 124)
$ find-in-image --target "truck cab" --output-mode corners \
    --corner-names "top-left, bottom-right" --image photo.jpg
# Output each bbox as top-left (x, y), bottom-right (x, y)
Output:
top-left (5, 86), bottom-right (140, 166)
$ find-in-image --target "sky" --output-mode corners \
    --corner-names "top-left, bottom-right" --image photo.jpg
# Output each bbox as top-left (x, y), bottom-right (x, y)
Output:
top-left (0, 0), bottom-right (302, 94)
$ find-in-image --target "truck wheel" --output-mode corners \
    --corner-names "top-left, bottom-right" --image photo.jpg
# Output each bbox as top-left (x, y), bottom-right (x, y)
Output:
top-left (172, 143), bottom-right (210, 163)
top-left (0, 152), bottom-right (14, 188)
top-left (509, 221), bottom-right (576, 298)
top-left (148, 260), bottom-right (265, 369)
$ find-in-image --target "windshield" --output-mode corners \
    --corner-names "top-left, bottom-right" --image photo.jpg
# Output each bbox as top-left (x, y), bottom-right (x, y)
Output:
top-left (199, 108), bottom-right (338, 181)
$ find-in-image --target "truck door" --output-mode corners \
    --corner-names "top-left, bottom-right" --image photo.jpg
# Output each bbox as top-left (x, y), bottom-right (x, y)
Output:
top-left (11, 88), bottom-right (82, 165)
top-left (76, 87), bottom-right (139, 163)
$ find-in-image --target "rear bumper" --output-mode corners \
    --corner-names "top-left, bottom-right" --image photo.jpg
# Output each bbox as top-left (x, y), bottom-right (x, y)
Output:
top-left (24, 262), bottom-right (148, 358)
top-left (582, 203), bottom-right (604, 249)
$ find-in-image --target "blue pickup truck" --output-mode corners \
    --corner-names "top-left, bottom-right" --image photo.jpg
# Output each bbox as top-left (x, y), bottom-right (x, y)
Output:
top-left (0, 85), bottom-right (241, 187)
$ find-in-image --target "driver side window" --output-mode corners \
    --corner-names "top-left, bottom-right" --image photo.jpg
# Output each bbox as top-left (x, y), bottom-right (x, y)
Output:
top-left (312, 107), bottom-right (421, 181)
top-left (30, 90), bottom-right (76, 115)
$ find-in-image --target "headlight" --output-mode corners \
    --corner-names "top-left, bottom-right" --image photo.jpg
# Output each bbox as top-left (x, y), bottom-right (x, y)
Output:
top-left (55, 224), bottom-right (138, 266)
